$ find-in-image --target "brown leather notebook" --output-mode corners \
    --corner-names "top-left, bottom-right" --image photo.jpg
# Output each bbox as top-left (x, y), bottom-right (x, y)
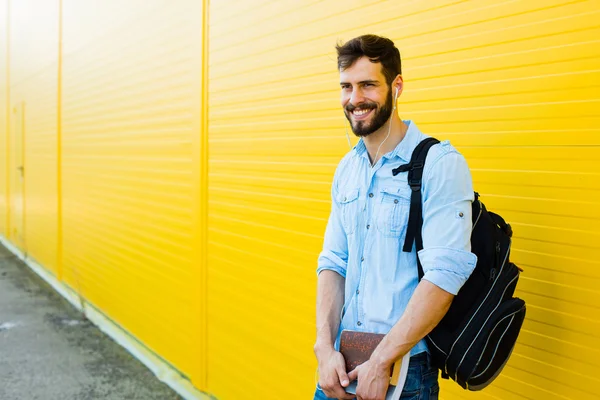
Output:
top-left (339, 330), bottom-right (393, 377)
top-left (340, 329), bottom-right (401, 384)
top-left (339, 330), bottom-right (409, 400)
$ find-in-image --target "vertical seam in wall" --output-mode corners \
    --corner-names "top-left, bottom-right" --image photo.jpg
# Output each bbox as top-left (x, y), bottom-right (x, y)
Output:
top-left (21, 100), bottom-right (25, 254)
top-left (57, 0), bottom-right (63, 280)
top-left (201, 0), bottom-right (210, 391)
top-left (5, 0), bottom-right (10, 238)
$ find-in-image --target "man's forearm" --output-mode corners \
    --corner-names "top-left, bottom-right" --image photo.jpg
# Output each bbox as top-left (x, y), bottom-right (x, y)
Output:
top-left (370, 280), bottom-right (454, 368)
top-left (314, 270), bottom-right (345, 353)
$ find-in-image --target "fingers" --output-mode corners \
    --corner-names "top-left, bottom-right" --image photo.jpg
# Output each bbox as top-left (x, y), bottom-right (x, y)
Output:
top-left (321, 383), bottom-right (353, 399)
top-left (347, 367), bottom-right (358, 382)
top-left (337, 364), bottom-right (350, 388)
top-left (320, 374), bottom-right (354, 399)
top-left (318, 351), bottom-right (355, 399)
top-left (320, 378), bottom-right (354, 400)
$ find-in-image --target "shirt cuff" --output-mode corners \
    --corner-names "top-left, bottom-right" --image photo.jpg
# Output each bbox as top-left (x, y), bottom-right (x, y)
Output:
top-left (316, 265), bottom-right (346, 278)
top-left (418, 247), bottom-right (477, 295)
top-left (316, 250), bottom-right (347, 278)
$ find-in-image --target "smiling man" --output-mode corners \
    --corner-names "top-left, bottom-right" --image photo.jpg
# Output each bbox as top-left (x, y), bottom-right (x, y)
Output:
top-left (313, 35), bottom-right (477, 400)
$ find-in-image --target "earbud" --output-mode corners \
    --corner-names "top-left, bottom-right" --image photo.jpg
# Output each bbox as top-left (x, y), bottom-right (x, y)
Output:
top-left (394, 86), bottom-right (399, 110)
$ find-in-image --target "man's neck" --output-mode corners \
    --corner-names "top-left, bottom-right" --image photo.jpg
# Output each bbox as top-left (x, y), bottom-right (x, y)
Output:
top-left (363, 116), bottom-right (408, 166)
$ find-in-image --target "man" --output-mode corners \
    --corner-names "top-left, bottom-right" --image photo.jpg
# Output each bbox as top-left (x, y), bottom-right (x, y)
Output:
top-left (313, 35), bottom-right (477, 400)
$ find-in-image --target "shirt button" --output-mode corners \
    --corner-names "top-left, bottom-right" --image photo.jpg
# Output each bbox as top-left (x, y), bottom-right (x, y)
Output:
top-left (357, 321), bottom-right (362, 326)
top-left (394, 199), bottom-right (399, 204)
top-left (369, 193), bottom-right (374, 198)
top-left (366, 224), bottom-right (370, 229)
top-left (356, 289), bottom-right (360, 295)
top-left (459, 212), bottom-right (464, 218)
top-left (361, 257), bottom-right (364, 262)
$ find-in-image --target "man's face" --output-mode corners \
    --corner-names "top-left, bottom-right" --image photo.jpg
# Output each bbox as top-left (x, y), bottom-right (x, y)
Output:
top-left (340, 57), bottom-right (393, 137)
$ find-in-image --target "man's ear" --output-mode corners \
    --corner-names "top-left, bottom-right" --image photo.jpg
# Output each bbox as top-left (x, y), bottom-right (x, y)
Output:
top-left (393, 74), bottom-right (404, 98)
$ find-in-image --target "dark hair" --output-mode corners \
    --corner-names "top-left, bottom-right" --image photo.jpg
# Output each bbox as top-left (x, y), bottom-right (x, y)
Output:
top-left (336, 34), bottom-right (401, 86)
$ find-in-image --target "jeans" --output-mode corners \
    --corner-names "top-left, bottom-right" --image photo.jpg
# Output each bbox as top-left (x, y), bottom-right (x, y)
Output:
top-left (313, 352), bottom-right (439, 400)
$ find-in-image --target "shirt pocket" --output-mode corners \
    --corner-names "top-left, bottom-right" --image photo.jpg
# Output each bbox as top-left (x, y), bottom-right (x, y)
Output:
top-left (377, 186), bottom-right (411, 238)
top-left (337, 188), bottom-right (360, 235)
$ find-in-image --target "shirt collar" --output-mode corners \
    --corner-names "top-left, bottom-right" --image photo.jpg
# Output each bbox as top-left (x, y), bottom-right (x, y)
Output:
top-left (354, 137), bottom-right (367, 156)
top-left (353, 120), bottom-right (421, 163)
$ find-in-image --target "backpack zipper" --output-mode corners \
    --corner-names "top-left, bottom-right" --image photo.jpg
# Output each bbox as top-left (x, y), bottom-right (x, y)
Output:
top-left (469, 311), bottom-right (518, 380)
top-left (453, 254), bottom-right (515, 381)
top-left (491, 242), bottom-right (501, 281)
top-left (445, 240), bottom-right (511, 377)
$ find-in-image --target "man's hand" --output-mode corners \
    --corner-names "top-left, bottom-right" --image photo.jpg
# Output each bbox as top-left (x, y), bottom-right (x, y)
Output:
top-left (347, 359), bottom-right (390, 400)
top-left (315, 346), bottom-right (355, 399)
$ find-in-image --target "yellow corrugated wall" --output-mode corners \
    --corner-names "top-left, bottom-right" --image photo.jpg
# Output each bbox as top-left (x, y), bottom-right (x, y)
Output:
top-left (208, 1), bottom-right (599, 399)
top-left (6, 0), bottom-right (29, 253)
top-left (399, 2), bottom-right (600, 399)
top-left (2, 1), bottom-right (599, 399)
top-left (2, 0), bottom-right (209, 391)
top-left (60, 0), bottom-right (205, 385)
top-left (8, 0), bottom-right (59, 273)
top-left (1, 0), bottom-right (7, 238)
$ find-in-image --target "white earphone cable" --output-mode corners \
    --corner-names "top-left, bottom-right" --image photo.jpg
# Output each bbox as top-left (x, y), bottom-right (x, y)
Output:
top-left (371, 87), bottom-right (399, 168)
top-left (345, 121), bottom-right (352, 150)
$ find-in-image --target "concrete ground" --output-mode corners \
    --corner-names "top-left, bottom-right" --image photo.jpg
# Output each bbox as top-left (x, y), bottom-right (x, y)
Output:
top-left (0, 244), bottom-right (183, 400)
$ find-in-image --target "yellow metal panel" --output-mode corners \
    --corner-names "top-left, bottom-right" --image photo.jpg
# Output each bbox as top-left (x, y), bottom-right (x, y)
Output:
top-left (209, 1), bottom-right (600, 399)
top-left (197, 0), bottom-right (210, 389)
top-left (1, 0), bottom-right (7, 238)
top-left (5, 0), bottom-right (60, 265)
top-left (61, 0), bottom-right (205, 386)
top-left (8, 0), bottom-right (60, 273)
top-left (8, 101), bottom-right (24, 250)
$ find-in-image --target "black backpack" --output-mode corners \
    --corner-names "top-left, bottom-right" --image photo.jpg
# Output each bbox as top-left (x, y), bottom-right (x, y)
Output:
top-left (392, 137), bottom-right (526, 390)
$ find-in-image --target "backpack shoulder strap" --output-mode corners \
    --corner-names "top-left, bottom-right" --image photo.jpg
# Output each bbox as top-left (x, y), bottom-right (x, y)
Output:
top-left (392, 137), bottom-right (440, 279)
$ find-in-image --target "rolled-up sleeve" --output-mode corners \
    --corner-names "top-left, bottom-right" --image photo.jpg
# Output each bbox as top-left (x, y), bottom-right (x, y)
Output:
top-left (418, 148), bottom-right (477, 295)
top-left (316, 168), bottom-right (348, 278)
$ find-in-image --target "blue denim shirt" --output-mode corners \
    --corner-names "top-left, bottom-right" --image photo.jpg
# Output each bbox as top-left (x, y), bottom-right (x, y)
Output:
top-left (317, 120), bottom-right (478, 356)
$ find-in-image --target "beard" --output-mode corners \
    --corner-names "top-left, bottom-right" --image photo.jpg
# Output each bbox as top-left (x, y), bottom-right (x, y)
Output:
top-left (344, 88), bottom-right (393, 137)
